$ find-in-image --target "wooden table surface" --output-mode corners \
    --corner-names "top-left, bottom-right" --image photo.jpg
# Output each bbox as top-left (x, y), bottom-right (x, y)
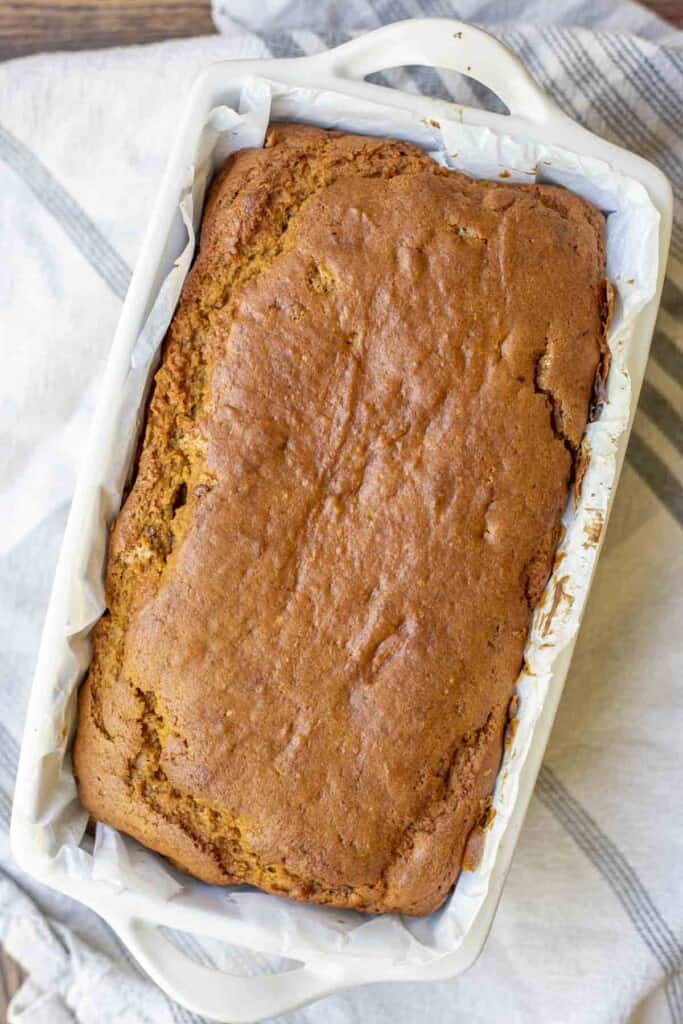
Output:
top-left (0, 0), bottom-right (680, 1018)
top-left (0, 0), bottom-right (681, 60)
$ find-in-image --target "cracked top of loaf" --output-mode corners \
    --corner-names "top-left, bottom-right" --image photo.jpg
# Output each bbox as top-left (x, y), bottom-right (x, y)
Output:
top-left (74, 123), bottom-right (609, 916)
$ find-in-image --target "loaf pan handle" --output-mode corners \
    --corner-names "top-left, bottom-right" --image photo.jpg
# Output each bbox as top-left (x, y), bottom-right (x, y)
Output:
top-left (110, 916), bottom-right (351, 1023)
top-left (316, 18), bottom-right (558, 123)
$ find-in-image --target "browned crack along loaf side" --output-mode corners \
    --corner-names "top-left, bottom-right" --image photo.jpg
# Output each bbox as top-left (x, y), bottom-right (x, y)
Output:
top-left (74, 124), bottom-right (609, 916)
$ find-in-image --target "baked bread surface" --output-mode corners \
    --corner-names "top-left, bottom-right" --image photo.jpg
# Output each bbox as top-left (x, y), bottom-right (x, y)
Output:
top-left (74, 124), bottom-right (608, 915)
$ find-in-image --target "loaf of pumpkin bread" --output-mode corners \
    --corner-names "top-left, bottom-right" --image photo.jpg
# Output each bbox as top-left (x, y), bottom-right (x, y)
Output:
top-left (74, 123), bottom-right (609, 915)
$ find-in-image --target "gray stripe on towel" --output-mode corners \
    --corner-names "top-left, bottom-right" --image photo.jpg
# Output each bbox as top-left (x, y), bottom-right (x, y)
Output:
top-left (652, 327), bottom-right (683, 385)
top-left (639, 379), bottom-right (683, 453)
top-left (537, 766), bottom-right (683, 1022)
top-left (0, 123), bottom-right (132, 301)
top-left (0, 721), bottom-right (19, 785)
top-left (598, 33), bottom-right (682, 137)
top-left (662, 278), bottom-right (683, 320)
top-left (626, 430), bottom-right (683, 526)
top-left (0, 789), bottom-right (11, 830)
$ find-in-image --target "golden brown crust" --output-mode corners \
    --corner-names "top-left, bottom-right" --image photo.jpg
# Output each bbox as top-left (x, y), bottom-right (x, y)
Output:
top-left (74, 123), bottom-right (608, 915)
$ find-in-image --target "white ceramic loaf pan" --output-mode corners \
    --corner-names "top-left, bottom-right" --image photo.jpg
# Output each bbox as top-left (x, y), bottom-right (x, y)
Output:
top-left (11, 18), bottom-right (673, 1024)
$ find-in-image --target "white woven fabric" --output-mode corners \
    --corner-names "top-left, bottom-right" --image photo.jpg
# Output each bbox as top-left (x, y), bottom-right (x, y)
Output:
top-left (1, 2), bottom-right (682, 1021)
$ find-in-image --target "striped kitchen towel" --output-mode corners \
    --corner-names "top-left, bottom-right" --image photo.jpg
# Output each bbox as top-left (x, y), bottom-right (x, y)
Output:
top-left (0, 1), bottom-right (681, 1021)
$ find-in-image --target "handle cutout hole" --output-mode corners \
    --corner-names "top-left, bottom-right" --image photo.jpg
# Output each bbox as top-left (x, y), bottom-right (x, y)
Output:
top-left (366, 65), bottom-right (509, 115)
